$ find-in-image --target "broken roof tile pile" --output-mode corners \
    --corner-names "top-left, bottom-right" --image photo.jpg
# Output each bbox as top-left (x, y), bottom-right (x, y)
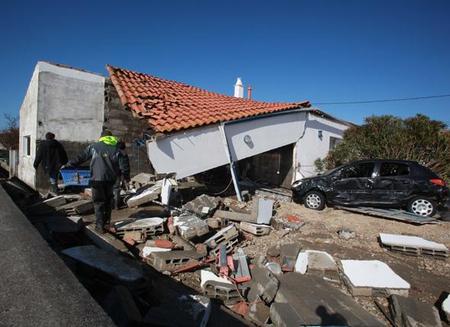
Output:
top-left (107, 65), bottom-right (310, 133)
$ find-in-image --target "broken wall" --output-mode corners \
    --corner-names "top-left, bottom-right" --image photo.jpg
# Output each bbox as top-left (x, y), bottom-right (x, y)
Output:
top-left (103, 79), bottom-right (154, 177)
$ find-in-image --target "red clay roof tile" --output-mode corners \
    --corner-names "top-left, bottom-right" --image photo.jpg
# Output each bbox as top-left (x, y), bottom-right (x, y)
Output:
top-left (106, 65), bottom-right (310, 133)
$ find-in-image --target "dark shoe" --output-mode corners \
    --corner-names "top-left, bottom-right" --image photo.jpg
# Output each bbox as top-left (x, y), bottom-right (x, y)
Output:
top-left (95, 225), bottom-right (105, 234)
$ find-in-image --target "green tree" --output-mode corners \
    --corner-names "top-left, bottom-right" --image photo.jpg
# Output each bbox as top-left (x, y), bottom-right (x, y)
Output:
top-left (325, 114), bottom-right (450, 181)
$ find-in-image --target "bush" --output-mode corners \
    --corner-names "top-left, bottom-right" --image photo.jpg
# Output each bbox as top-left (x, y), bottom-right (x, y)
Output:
top-left (324, 114), bottom-right (450, 182)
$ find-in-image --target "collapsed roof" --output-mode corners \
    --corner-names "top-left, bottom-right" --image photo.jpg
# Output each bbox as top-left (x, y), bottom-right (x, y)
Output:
top-left (107, 65), bottom-right (311, 133)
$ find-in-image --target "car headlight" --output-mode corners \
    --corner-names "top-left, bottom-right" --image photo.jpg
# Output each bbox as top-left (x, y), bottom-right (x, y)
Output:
top-left (292, 180), bottom-right (303, 188)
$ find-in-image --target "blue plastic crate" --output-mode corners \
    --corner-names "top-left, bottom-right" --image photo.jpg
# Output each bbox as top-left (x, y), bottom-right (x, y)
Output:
top-left (60, 168), bottom-right (91, 186)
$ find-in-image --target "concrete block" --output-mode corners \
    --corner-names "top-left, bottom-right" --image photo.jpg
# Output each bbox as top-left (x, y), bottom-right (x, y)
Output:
top-left (280, 243), bottom-right (301, 272)
top-left (173, 214), bottom-right (209, 240)
top-left (209, 238), bottom-right (239, 257)
top-left (380, 233), bottom-right (448, 257)
top-left (341, 260), bottom-right (410, 296)
top-left (102, 285), bottom-right (142, 327)
top-left (114, 217), bottom-right (164, 238)
top-left (213, 210), bottom-right (255, 223)
top-left (206, 217), bottom-right (223, 229)
top-left (146, 250), bottom-right (204, 272)
top-left (62, 245), bottom-right (144, 286)
top-left (130, 173), bottom-right (155, 189)
top-left (182, 194), bottom-right (221, 218)
top-left (126, 182), bottom-right (161, 207)
top-left (141, 246), bottom-right (171, 258)
top-left (232, 248), bottom-right (251, 283)
top-left (252, 197), bottom-right (274, 225)
top-left (200, 270), bottom-right (240, 303)
top-left (204, 224), bottom-right (239, 249)
top-left (251, 267), bottom-right (279, 304)
top-left (239, 222), bottom-right (271, 236)
top-left (389, 294), bottom-right (442, 327)
top-left (275, 273), bottom-right (384, 326)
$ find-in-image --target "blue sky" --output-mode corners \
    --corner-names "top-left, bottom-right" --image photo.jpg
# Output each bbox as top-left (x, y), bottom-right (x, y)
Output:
top-left (1, 0), bottom-right (449, 129)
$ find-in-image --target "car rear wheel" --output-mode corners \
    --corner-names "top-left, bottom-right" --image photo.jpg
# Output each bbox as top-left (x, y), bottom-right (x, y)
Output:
top-left (407, 197), bottom-right (436, 217)
top-left (304, 191), bottom-right (326, 210)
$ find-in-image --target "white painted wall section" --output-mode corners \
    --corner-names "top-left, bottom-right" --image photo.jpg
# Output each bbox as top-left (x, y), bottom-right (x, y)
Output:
top-left (36, 62), bottom-right (105, 142)
top-left (295, 114), bottom-right (348, 178)
top-left (147, 125), bottom-right (229, 179)
top-left (18, 65), bottom-right (39, 186)
top-left (147, 111), bottom-right (308, 179)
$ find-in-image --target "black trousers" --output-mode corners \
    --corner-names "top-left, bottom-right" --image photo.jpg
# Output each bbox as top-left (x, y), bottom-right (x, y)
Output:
top-left (91, 181), bottom-right (115, 229)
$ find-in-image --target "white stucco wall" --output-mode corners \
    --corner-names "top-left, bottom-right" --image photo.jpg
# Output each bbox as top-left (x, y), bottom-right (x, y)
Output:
top-left (18, 66), bottom-right (39, 186)
top-left (294, 114), bottom-right (348, 179)
top-left (18, 62), bottom-right (105, 188)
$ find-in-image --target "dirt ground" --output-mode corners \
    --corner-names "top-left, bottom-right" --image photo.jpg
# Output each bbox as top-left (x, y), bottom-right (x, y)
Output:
top-left (241, 202), bottom-right (450, 322)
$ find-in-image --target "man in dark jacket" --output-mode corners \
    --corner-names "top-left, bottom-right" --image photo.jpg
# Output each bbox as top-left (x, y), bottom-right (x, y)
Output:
top-left (113, 141), bottom-right (130, 210)
top-left (68, 130), bottom-right (123, 233)
top-left (34, 132), bottom-right (68, 194)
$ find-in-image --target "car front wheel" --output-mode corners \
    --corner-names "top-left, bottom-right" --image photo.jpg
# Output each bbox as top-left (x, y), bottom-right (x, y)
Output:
top-left (407, 197), bottom-right (436, 217)
top-left (303, 191), bottom-right (326, 210)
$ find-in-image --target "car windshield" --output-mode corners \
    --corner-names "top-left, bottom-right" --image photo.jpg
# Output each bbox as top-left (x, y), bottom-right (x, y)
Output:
top-left (321, 166), bottom-right (343, 176)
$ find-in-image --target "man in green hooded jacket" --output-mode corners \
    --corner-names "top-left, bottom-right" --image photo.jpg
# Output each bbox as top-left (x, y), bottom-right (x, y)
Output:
top-left (68, 130), bottom-right (123, 233)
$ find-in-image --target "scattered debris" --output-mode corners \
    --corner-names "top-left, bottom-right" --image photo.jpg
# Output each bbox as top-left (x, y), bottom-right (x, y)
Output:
top-left (239, 221), bottom-right (271, 236)
top-left (341, 260), bottom-right (410, 296)
top-left (336, 206), bottom-right (438, 224)
top-left (389, 294), bottom-right (442, 327)
top-left (379, 233), bottom-right (448, 258)
top-left (337, 228), bottom-right (356, 240)
top-left (114, 217), bottom-right (164, 239)
top-left (173, 214), bottom-right (209, 240)
top-left (200, 270), bottom-right (240, 303)
top-left (182, 194), bottom-right (221, 218)
top-left (126, 182), bottom-right (162, 208)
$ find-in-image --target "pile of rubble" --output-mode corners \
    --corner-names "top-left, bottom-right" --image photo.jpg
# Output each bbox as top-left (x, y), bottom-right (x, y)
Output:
top-left (17, 174), bottom-right (450, 326)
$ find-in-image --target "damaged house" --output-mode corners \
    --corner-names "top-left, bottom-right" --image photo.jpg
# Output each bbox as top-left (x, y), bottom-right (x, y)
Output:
top-left (18, 61), bottom-right (351, 195)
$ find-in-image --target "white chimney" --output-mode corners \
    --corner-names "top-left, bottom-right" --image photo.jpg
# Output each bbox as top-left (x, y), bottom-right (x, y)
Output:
top-left (234, 77), bottom-right (244, 98)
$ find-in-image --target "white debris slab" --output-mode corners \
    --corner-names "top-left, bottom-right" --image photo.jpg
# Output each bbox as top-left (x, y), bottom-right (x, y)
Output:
top-left (294, 252), bottom-right (308, 274)
top-left (200, 270), bottom-right (232, 288)
top-left (141, 246), bottom-right (171, 258)
top-left (380, 233), bottom-right (448, 254)
top-left (341, 260), bottom-right (410, 296)
top-left (443, 294), bottom-right (450, 321)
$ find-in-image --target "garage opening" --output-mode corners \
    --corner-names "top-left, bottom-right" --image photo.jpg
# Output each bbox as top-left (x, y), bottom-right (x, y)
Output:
top-left (238, 143), bottom-right (295, 189)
